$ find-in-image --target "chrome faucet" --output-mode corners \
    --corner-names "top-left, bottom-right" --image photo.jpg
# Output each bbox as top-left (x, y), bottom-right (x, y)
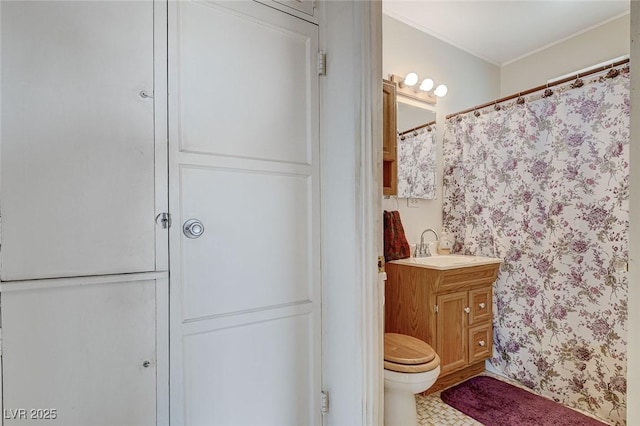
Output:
top-left (416, 228), bottom-right (439, 257)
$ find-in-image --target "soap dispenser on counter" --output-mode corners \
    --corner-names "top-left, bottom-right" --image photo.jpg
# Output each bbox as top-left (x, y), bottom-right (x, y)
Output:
top-left (438, 231), bottom-right (453, 255)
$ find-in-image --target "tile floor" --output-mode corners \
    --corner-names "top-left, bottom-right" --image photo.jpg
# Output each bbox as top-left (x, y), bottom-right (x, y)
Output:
top-left (416, 387), bottom-right (482, 426)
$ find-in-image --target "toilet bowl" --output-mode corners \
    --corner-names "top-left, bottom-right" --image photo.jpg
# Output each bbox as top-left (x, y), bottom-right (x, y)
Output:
top-left (384, 333), bottom-right (441, 426)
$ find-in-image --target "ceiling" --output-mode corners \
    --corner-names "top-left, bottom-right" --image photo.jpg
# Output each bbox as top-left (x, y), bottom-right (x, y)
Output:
top-left (382, 1), bottom-right (630, 66)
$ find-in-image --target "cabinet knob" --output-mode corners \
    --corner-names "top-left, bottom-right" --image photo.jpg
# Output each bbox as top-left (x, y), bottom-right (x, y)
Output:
top-left (479, 303), bottom-right (486, 309)
top-left (478, 340), bottom-right (486, 347)
top-left (464, 307), bottom-right (471, 314)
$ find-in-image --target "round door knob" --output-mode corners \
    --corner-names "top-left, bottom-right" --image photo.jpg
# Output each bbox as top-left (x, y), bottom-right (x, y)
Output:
top-left (464, 307), bottom-right (471, 314)
top-left (142, 360), bottom-right (151, 368)
top-left (183, 219), bottom-right (205, 239)
top-left (478, 340), bottom-right (486, 347)
top-left (479, 303), bottom-right (486, 309)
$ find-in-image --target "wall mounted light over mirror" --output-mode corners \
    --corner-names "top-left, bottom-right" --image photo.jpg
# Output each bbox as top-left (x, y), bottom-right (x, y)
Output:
top-left (392, 74), bottom-right (439, 200)
top-left (391, 73), bottom-right (447, 102)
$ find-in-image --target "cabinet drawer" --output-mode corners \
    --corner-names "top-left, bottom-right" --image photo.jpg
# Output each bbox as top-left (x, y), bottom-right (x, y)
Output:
top-left (469, 287), bottom-right (492, 325)
top-left (439, 265), bottom-right (499, 292)
top-left (469, 323), bottom-right (492, 363)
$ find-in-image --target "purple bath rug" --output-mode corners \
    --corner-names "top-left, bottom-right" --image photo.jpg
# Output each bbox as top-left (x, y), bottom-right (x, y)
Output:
top-left (440, 375), bottom-right (608, 426)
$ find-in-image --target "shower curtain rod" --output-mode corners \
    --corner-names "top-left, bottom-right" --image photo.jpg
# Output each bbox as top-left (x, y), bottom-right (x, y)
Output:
top-left (398, 120), bottom-right (436, 136)
top-left (446, 58), bottom-right (630, 120)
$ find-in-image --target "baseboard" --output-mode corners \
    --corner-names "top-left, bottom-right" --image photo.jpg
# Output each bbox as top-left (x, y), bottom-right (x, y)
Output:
top-left (484, 359), bottom-right (510, 379)
top-left (423, 362), bottom-right (485, 395)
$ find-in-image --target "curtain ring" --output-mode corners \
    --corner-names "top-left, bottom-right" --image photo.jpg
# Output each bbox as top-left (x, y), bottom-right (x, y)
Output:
top-left (542, 84), bottom-right (553, 97)
top-left (473, 108), bottom-right (481, 117)
top-left (456, 115), bottom-right (463, 122)
top-left (606, 67), bottom-right (619, 79)
top-left (571, 75), bottom-right (584, 88)
top-left (516, 94), bottom-right (525, 105)
top-left (494, 101), bottom-right (501, 111)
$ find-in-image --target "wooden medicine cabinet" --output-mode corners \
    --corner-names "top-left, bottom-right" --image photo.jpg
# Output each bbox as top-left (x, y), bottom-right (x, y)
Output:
top-left (383, 79), bottom-right (398, 195)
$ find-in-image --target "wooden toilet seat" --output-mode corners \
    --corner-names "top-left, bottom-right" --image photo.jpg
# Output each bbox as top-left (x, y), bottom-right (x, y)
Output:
top-left (384, 333), bottom-right (440, 373)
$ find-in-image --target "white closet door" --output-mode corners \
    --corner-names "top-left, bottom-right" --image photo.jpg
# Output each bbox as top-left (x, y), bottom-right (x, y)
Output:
top-left (1, 279), bottom-right (157, 426)
top-left (0, 1), bottom-right (157, 281)
top-left (168, 1), bottom-right (321, 425)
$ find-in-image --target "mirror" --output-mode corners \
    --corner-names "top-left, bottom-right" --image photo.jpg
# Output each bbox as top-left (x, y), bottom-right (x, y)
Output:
top-left (397, 98), bottom-right (436, 133)
top-left (396, 95), bottom-right (437, 200)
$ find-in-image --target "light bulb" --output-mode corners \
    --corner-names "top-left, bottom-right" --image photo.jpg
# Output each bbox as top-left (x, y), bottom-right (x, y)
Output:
top-left (419, 78), bottom-right (434, 91)
top-left (434, 84), bottom-right (448, 97)
top-left (403, 72), bottom-right (419, 87)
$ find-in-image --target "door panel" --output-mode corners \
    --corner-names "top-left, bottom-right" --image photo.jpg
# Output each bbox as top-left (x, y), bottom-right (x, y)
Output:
top-left (177, 1), bottom-right (312, 165)
top-left (0, 1), bottom-right (156, 280)
top-left (169, 2), bottom-right (321, 425)
top-left (1, 280), bottom-right (156, 426)
top-left (183, 313), bottom-right (313, 426)
top-left (180, 166), bottom-right (311, 320)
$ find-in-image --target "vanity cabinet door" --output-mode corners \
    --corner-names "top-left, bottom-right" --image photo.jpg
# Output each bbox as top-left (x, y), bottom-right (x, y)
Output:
top-left (436, 291), bottom-right (468, 375)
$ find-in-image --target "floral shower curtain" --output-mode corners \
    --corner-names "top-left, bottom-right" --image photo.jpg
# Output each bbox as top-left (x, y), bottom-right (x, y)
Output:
top-left (443, 70), bottom-right (629, 425)
top-left (397, 126), bottom-right (437, 199)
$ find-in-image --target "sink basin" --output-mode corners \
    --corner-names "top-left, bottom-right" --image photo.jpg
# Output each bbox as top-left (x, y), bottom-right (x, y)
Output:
top-left (390, 254), bottom-right (502, 270)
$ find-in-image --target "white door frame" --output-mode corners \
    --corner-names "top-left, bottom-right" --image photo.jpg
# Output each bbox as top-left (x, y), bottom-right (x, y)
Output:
top-left (318, 1), bottom-right (383, 425)
top-left (355, 2), bottom-right (384, 424)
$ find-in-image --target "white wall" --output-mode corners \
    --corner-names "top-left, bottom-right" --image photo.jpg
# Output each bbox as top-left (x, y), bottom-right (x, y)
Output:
top-left (627, 4), bottom-right (639, 424)
top-left (382, 15), bottom-right (500, 246)
top-left (501, 14), bottom-right (629, 96)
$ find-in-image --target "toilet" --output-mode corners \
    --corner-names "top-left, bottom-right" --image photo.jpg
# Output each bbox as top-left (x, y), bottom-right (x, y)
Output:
top-left (384, 333), bottom-right (441, 426)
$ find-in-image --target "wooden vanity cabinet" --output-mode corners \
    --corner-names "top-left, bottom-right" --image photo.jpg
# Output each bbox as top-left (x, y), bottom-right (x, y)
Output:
top-left (385, 262), bottom-right (499, 393)
top-left (382, 79), bottom-right (397, 195)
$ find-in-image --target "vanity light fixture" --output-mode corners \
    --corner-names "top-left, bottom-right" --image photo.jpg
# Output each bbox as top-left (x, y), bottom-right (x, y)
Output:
top-left (390, 73), bottom-right (447, 106)
top-left (392, 73), bottom-right (447, 101)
